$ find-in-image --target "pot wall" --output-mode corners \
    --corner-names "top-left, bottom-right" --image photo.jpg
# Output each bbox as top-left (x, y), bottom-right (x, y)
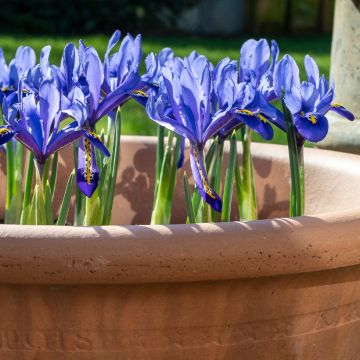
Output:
top-left (2, 267), bottom-right (360, 360)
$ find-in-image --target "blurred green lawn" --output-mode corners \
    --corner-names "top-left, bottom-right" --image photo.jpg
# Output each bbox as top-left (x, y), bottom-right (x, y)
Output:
top-left (0, 34), bottom-right (331, 143)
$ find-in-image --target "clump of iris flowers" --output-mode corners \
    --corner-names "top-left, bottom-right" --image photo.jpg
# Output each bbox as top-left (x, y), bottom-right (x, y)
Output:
top-left (0, 30), bottom-right (145, 225)
top-left (0, 34), bottom-right (355, 226)
top-left (138, 40), bottom-right (284, 224)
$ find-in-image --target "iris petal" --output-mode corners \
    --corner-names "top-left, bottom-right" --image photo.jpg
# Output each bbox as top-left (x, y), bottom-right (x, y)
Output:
top-left (15, 46), bottom-right (36, 74)
top-left (294, 113), bottom-right (328, 142)
top-left (82, 129), bottom-right (110, 157)
top-left (39, 80), bottom-right (60, 149)
top-left (304, 55), bottom-right (320, 87)
top-left (177, 136), bottom-right (185, 169)
top-left (284, 86), bottom-right (302, 114)
top-left (190, 145), bottom-right (222, 213)
top-left (235, 110), bottom-right (274, 141)
top-left (84, 48), bottom-right (104, 119)
top-left (300, 82), bottom-right (319, 112)
top-left (330, 103), bottom-right (355, 121)
top-left (105, 30), bottom-right (121, 59)
top-left (131, 89), bottom-right (149, 107)
top-left (60, 43), bottom-right (79, 92)
top-left (274, 54), bottom-right (301, 98)
top-left (0, 125), bottom-right (16, 145)
top-left (76, 138), bottom-right (99, 198)
top-left (47, 121), bottom-right (82, 156)
top-left (247, 91), bottom-right (286, 131)
top-left (146, 93), bottom-right (197, 143)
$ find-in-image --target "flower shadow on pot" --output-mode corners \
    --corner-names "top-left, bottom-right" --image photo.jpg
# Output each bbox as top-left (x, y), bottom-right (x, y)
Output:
top-left (114, 140), bottom-right (290, 225)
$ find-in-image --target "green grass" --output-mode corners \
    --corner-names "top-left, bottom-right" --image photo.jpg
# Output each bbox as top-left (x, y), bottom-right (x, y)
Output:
top-left (0, 34), bottom-right (331, 143)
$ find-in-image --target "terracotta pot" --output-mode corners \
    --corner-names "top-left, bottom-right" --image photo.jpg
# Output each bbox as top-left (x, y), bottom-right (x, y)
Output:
top-left (1, 136), bottom-right (360, 359)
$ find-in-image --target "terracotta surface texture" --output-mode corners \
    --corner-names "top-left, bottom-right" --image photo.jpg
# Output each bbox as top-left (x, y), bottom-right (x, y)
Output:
top-left (0, 136), bottom-right (360, 359)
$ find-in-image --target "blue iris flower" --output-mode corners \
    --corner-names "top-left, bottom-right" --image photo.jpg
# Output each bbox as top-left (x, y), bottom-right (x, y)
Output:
top-left (274, 54), bottom-right (354, 142)
top-left (0, 80), bottom-right (82, 165)
top-left (239, 39), bottom-right (279, 101)
top-left (142, 48), bottom-right (175, 90)
top-left (102, 31), bottom-right (143, 108)
top-left (132, 47), bottom-right (177, 108)
top-left (59, 31), bottom-right (143, 197)
top-left (0, 46), bottom-right (36, 101)
top-left (212, 55), bottom-right (284, 140)
top-left (146, 54), bottom-right (240, 212)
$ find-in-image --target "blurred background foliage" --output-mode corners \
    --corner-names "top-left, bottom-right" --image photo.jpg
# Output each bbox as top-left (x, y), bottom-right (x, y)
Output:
top-left (0, 0), bottom-right (334, 142)
top-left (0, 0), bottom-right (334, 36)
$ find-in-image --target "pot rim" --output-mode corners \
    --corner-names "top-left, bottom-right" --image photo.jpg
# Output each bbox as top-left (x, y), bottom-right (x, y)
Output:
top-left (1, 136), bottom-right (360, 285)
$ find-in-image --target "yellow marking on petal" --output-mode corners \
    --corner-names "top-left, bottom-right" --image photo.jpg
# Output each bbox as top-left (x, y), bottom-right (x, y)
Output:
top-left (132, 90), bottom-right (148, 98)
top-left (84, 138), bottom-right (93, 185)
top-left (1, 85), bottom-right (14, 92)
top-left (309, 114), bottom-right (317, 125)
top-left (193, 146), bottom-right (216, 200)
top-left (300, 111), bottom-right (305, 116)
top-left (235, 109), bottom-right (254, 116)
top-left (0, 127), bottom-right (11, 136)
top-left (331, 102), bottom-right (343, 108)
top-left (87, 131), bottom-right (101, 142)
top-left (257, 113), bottom-right (268, 123)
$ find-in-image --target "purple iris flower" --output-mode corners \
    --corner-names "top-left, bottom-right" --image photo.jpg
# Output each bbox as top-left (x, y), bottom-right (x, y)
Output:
top-left (274, 54), bottom-right (354, 142)
top-left (146, 54), bottom-right (238, 212)
top-left (23, 46), bottom-right (53, 92)
top-left (239, 39), bottom-right (279, 101)
top-left (212, 57), bottom-right (285, 140)
top-left (102, 31), bottom-right (143, 107)
top-left (138, 48), bottom-right (189, 167)
top-left (0, 80), bottom-right (82, 165)
top-left (142, 48), bottom-right (175, 89)
top-left (58, 31), bottom-right (143, 197)
top-left (0, 46), bottom-right (36, 100)
top-left (131, 47), bottom-right (176, 108)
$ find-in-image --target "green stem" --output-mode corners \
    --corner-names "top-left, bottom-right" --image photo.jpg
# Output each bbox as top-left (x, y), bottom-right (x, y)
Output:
top-left (5, 140), bottom-right (15, 223)
top-left (20, 152), bottom-right (34, 225)
top-left (34, 161), bottom-right (46, 225)
top-left (56, 170), bottom-right (75, 226)
top-left (102, 107), bottom-right (121, 225)
top-left (42, 157), bottom-right (51, 189)
top-left (183, 172), bottom-right (195, 223)
top-left (234, 141), bottom-right (242, 220)
top-left (297, 140), bottom-right (305, 215)
top-left (49, 152), bottom-right (58, 201)
top-left (84, 190), bottom-right (101, 226)
top-left (13, 143), bottom-right (24, 223)
top-left (209, 141), bottom-right (224, 222)
top-left (221, 132), bottom-right (237, 222)
top-left (151, 132), bottom-right (179, 225)
top-left (192, 139), bottom-right (218, 222)
top-left (165, 134), bottom-right (180, 218)
top-left (5, 142), bottom-right (23, 224)
top-left (73, 141), bottom-right (83, 226)
top-left (155, 125), bottom-right (165, 199)
top-left (44, 181), bottom-right (54, 225)
top-left (240, 126), bottom-right (257, 220)
top-left (281, 99), bottom-right (303, 217)
top-left (202, 200), bottom-right (210, 223)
